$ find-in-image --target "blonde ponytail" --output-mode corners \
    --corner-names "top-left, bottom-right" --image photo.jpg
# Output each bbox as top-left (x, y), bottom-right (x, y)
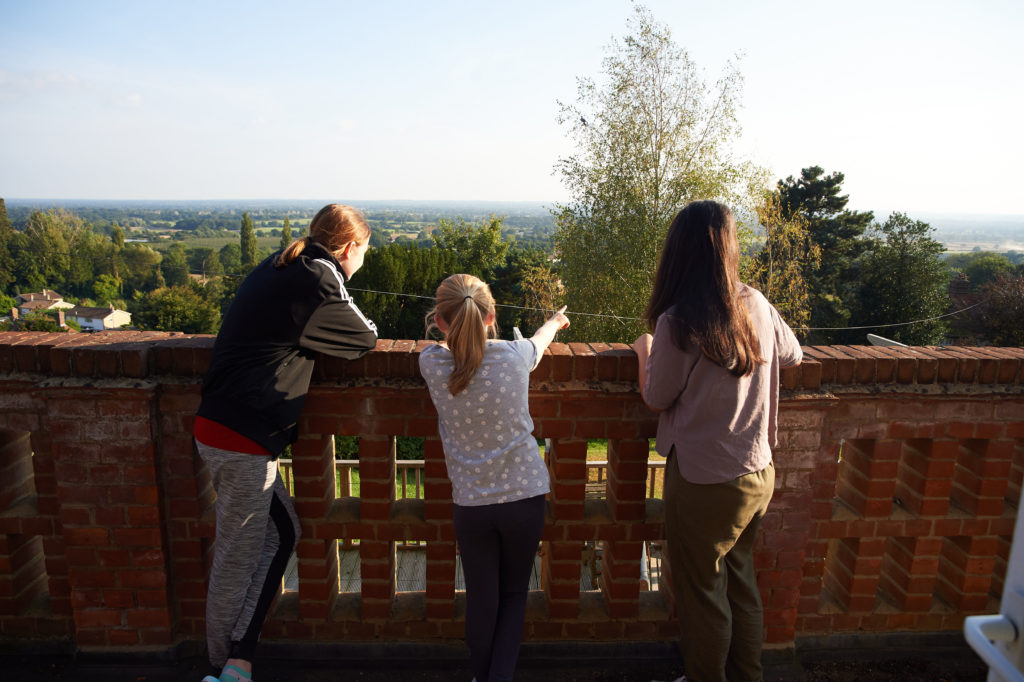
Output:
top-left (425, 274), bottom-right (496, 395)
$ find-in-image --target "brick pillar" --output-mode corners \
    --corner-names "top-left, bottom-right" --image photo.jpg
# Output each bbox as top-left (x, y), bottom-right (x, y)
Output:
top-left (952, 439), bottom-right (1012, 517)
top-left (423, 438), bottom-right (454, 619)
top-left (607, 438), bottom-right (647, 523)
top-left (765, 403), bottom-right (822, 644)
top-left (895, 439), bottom-right (957, 515)
top-left (422, 437), bottom-right (452, 526)
top-left (358, 436), bottom-right (395, 620)
top-left (48, 388), bottom-right (173, 647)
top-left (543, 540), bottom-right (580, 619)
top-left (293, 434), bottom-right (339, 621)
top-left (822, 537), bottom-right (883, 613)
top-left (836, 439), bottom-right (899, 517)
top-left (879, 537), bottom-right (941, 611)
top-left (937, 536), bottom-right (997, 611)
top-left (0, 428), bottom-right (52, 629)
top-left (157, 385), bottom-right (209, 640)
top-left (28, 413), bottom-right (72, 625)
top-left (542, 438), bottom-right (584, 619)
top-left (602, 541), bottom-right (642, 618)
top-left (602, 439), bottom-right (648, 618)
top-left (546, 439), bottom-right (585, 521)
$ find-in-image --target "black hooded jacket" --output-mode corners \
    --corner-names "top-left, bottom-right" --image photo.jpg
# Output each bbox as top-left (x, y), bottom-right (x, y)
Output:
top-left (197, 241), bottom-right (377, 456)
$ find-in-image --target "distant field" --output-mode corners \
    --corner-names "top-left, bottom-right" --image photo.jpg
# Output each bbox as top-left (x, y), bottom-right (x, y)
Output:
top-left (943, 241), bottom-right (1024, 254)
top-left (148, 236), bottom-right (283, 252)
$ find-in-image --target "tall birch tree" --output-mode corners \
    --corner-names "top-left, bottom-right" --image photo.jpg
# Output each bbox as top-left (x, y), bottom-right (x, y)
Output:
top-left (554, 5), bottom-right (759, 342)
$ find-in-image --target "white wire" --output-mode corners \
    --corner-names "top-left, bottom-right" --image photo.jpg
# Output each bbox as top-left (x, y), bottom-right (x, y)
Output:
top-left (348, 287), bottom-right (984, 332)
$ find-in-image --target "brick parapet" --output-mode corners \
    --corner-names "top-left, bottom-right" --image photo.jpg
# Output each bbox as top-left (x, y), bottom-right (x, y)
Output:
top-left (0, 331), bottom-right (1021, 651)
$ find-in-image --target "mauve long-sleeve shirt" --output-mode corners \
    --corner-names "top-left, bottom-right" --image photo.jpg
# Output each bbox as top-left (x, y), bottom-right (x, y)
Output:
top-left (644, 284), bottom-right (803, 484)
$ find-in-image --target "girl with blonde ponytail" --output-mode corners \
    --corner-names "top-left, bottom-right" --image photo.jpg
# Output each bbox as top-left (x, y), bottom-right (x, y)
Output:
top-left (419, 273), bottom-right (569, 682)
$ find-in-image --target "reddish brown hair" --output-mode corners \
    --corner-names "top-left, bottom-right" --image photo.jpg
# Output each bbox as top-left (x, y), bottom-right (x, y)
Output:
top-left (275, 203), bottom-right (370, 268)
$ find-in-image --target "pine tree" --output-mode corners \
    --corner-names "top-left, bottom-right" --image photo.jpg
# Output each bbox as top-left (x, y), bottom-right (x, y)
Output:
top-left (776, 166), bottom-right (874, 341)
top-left (279, 216), bottom-right (292, 251)
top-left (0, 198), bottom-right (10, 233)
top-left (111, 222), bottom-right (125, 249)
top-left (0, 198), bottom-right (13, 292)
top-left (240, 212), bottom-right (257, 268)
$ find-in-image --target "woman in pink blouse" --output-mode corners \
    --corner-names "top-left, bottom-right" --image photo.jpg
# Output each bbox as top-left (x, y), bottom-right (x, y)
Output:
top-left (633, 200), bottom-right (802, 682)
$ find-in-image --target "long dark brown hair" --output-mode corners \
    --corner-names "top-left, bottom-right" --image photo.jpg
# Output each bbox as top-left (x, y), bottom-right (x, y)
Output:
top-left (644, 200), bottom-right (763, 377)
top-left (274, 203), bottom-right (370, 268)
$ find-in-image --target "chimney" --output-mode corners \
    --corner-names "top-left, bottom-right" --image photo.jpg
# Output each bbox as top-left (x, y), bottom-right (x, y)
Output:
top-left (10, 308), bottom-right (17, 320)
top-left (57, 310), bottom-right (66, 327)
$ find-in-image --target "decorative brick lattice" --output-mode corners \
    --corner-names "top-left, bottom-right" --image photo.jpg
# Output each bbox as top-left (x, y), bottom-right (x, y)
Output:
top-left (0, 332), bottom-right (1021, 649)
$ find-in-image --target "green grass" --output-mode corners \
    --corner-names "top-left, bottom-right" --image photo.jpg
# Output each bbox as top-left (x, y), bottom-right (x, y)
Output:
top-left (280, 462), bottom-right (424, 499)
top-left (584, 439), bottom-right (666, 498)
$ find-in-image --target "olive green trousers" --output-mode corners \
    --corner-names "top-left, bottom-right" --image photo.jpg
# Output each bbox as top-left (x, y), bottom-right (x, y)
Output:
top-left (663, 449), bottom-right (774, 682)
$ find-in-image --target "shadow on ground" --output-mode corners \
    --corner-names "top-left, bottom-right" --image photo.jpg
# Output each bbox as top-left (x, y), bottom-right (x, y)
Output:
top-left (0, 634), bottom-right (989, 682)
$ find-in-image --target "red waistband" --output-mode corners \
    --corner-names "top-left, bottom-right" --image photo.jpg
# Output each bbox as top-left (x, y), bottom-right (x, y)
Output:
top-left (193, 416), bottom-right (271, 456)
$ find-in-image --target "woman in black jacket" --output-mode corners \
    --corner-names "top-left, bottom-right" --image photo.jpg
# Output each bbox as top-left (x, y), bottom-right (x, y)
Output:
top-left (195, 204), bottom-right (377, 682)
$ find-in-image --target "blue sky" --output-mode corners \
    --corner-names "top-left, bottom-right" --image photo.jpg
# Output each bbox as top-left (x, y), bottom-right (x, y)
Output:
top-left (1, 0), bottom-right (1022, 215)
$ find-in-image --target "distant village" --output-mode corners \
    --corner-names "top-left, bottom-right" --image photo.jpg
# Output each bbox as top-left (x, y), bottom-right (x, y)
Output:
top-left (5, 289), bottom-right (131, 331)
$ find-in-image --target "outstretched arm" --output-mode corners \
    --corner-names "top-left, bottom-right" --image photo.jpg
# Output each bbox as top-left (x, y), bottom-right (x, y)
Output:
top-left (531, 306), bottom-right (570, 355)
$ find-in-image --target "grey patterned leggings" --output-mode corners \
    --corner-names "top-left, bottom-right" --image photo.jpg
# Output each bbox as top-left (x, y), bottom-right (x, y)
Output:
top-left (196, 441), bottom-right (301, 668)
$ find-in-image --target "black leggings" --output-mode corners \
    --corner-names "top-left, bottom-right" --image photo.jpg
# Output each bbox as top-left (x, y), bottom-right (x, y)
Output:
top-left (453, 494), bottom-right (546, 682)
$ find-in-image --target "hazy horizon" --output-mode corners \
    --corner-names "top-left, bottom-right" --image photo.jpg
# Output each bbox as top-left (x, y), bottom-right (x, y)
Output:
top-left (5, 197), bottom-right (1024, 223)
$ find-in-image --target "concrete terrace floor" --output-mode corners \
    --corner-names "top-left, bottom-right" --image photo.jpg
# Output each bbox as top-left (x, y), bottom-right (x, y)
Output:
top-left (1, 634), bottom-right (990, 682)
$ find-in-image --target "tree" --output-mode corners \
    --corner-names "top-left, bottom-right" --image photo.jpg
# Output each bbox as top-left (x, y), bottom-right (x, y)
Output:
top-left (554, 5), bottom-right (757, 342)
top-left (240, 212), bottom-right (257, 269)
top-left (974, 273), bottom-right (1024, 346)
top-left (0, 293), bottom-right (15, 315)
top-left (847, 213), bottom-right (949, 345)
top-left (161, 243), bottom-right (190, 287)
top-left (776, 166), bottom-right (874, 341)
top-left (491, 248), bottom-right (563, 334)
top-left (92, 274), bottom-right (122, 305)
top-left (356, 242), bottom-right (457, 339)
top-left (2, 310), bottom-right (68, 332)
top-left (219, 243), bottom-right (242, 274)
top-left (280, 216), bottom-right (292, 251)
top-left (189, 246), bottom-right (223, 279)
top-left (121, 243), bottom-right (164, 295)
top-left (958, 251), bottom-right (1015, 288)
top-left (132, 283), bottom-right (221, 334)
top-left (111, 222), bottom-right (125, 250)
top-left (743, 190), bottom-right (820, 339)
top-left (21, 210), bottom-right (76, 292)
top-left (431, 215), bottom-right (510, 281)
top-left (0, 198), bottom-right (13, 293)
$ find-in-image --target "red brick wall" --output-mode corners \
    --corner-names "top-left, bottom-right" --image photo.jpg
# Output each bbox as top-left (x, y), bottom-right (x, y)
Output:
top-left (0, 331), bottom-right (1021, 652)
